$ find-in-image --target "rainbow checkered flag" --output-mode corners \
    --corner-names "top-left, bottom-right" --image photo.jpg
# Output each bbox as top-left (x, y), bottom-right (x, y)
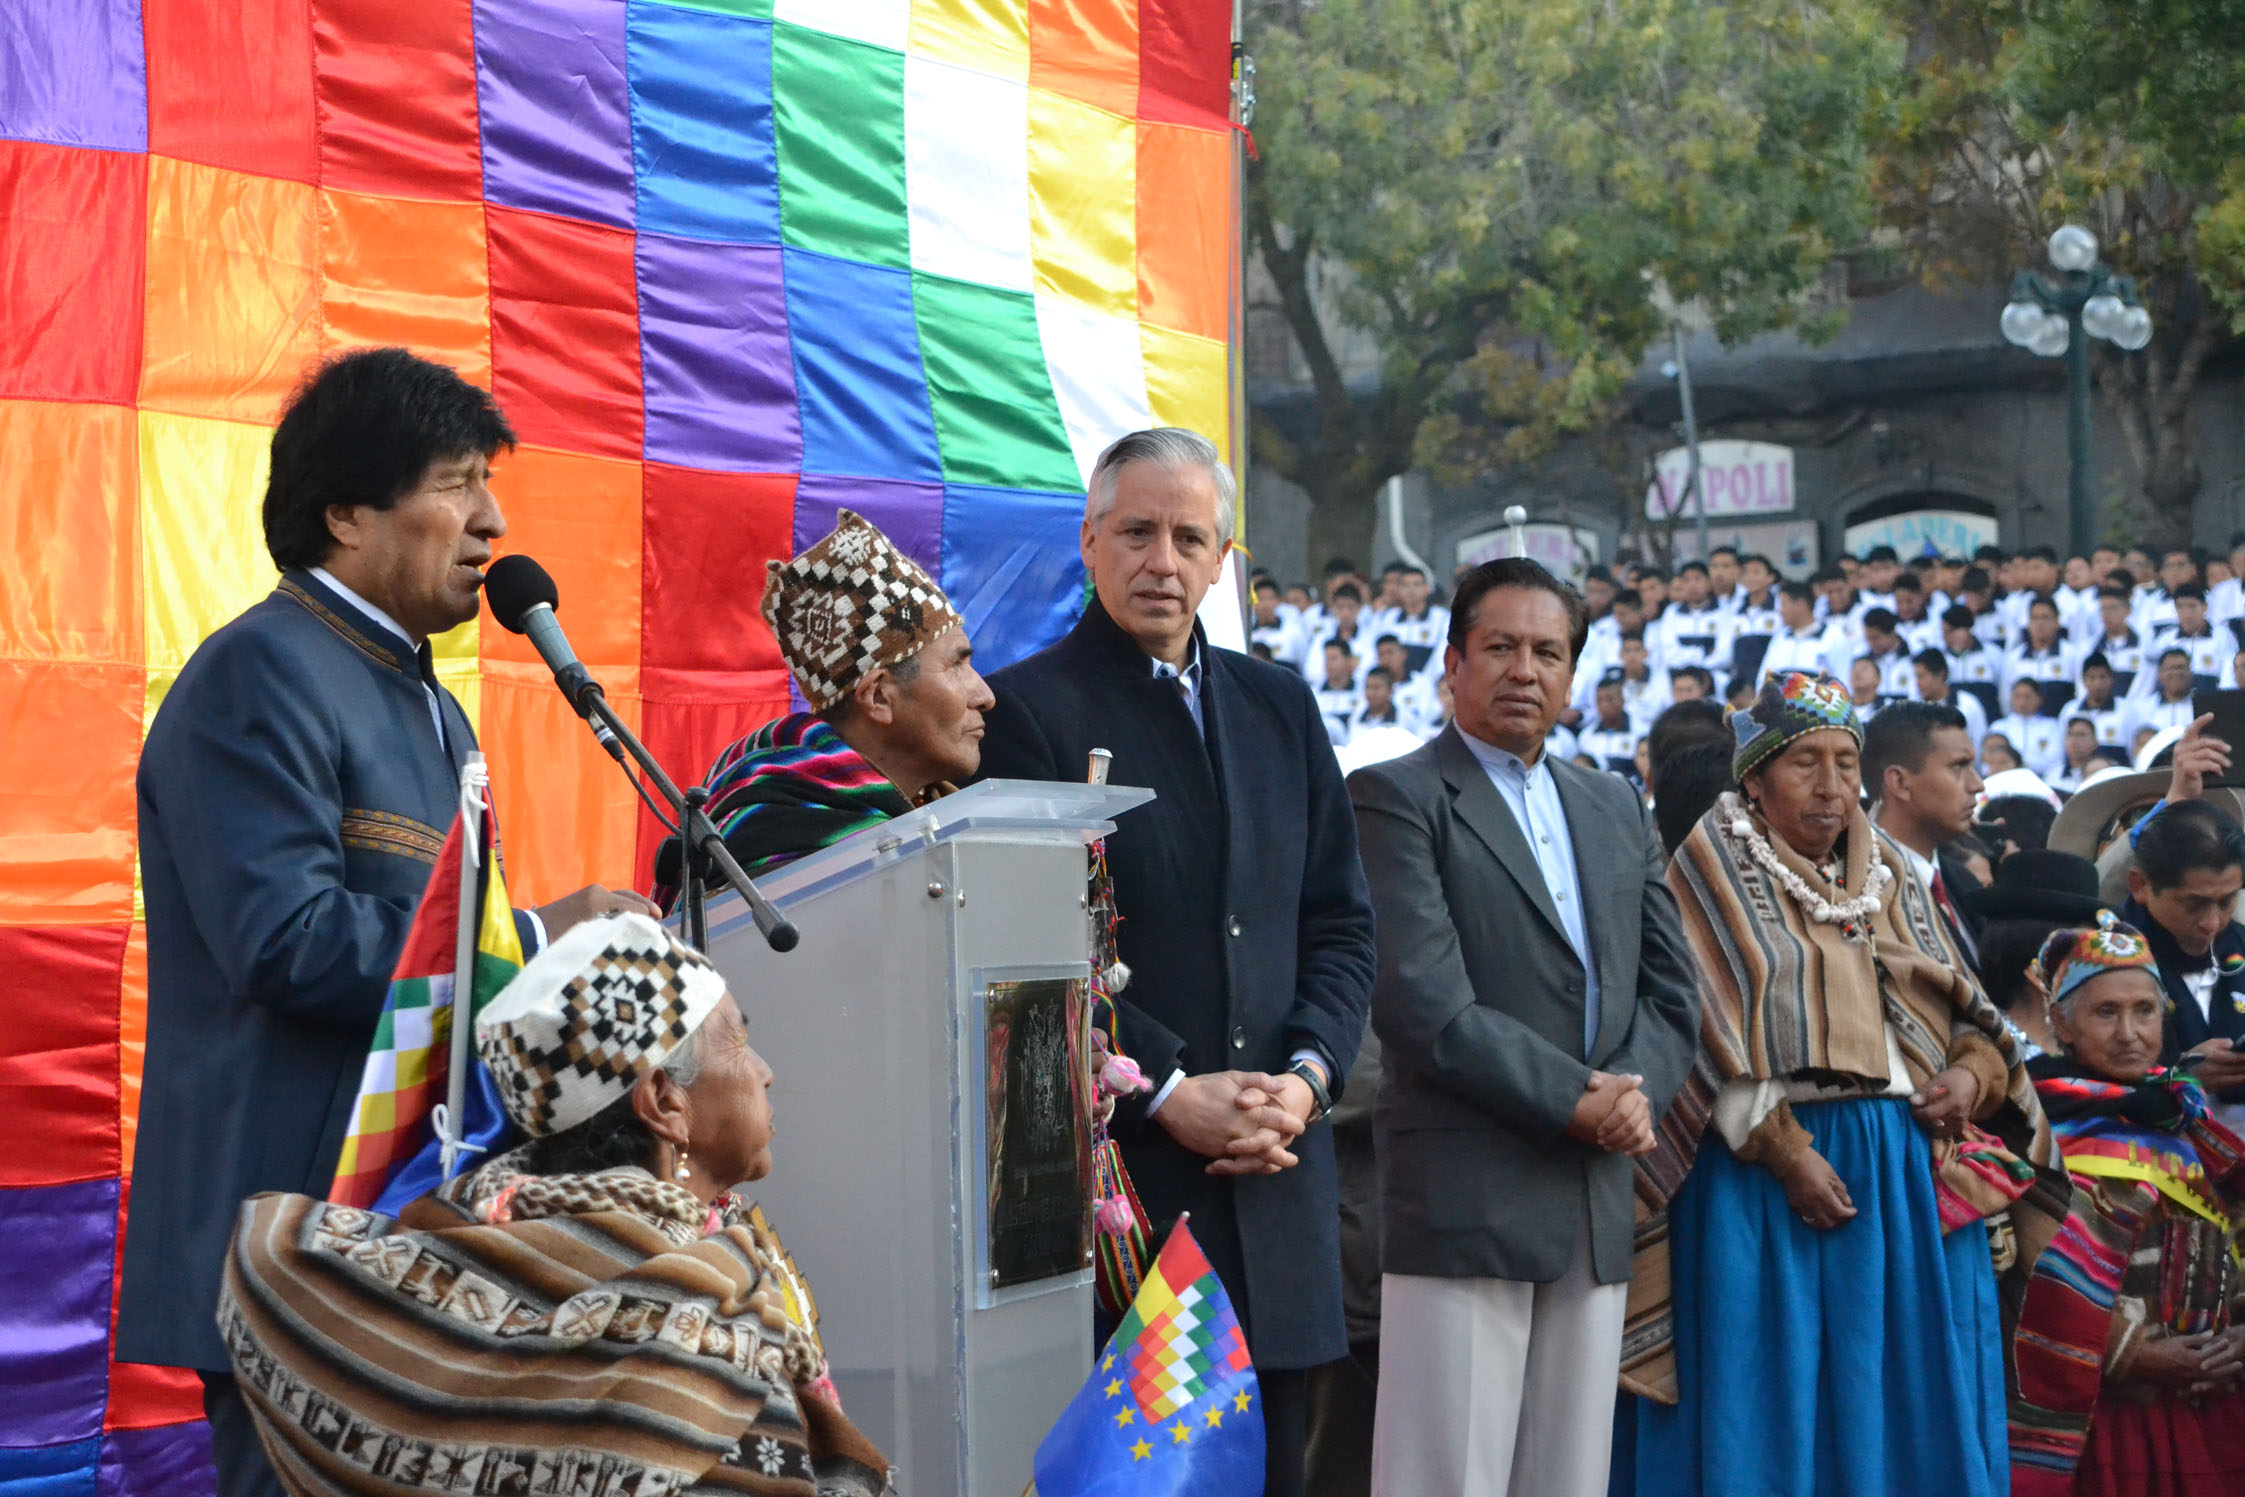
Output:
top-left (329, 811), bottom-right (523, 1211)
top-left (1031, 1218), bottom-right (1262, 1497)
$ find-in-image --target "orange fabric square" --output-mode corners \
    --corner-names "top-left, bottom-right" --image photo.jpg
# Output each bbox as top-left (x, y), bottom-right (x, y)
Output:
top-left (482, 668), bottom-right (648, 905)
top-left (141, 156), bottom-right (322, 425)
top-left (0, 141), bottom-right (146, 404)
top-left (0, 662), bottom-right (141, 925)
top-left (144, 0), bottom-right (318, 182)
top-left (311, 0), bottom-right (483, 200)
top-left (640, 465), bottom-right (795, 676)
top-left (487, 208), bottom-right (643, 461)
top-left (319, 190), bottom-right (493, 389)
top-left (0, 924), bottom-right (125, 1185)
top-left (484, 445), bottom-right (644, 672)
top-left (1135, 122), bottom-right (1231, 342)
top-left (0, 401), bottom-right (140, 664)
top-left (118, 923), bottom-right (148, 1177)
top-left (1028, 0), bottom-right (1138, 118)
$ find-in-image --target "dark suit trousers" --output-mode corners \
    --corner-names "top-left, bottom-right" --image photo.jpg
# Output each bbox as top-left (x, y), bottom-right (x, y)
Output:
top-left (201, 1373), bottom-right (289, 1497)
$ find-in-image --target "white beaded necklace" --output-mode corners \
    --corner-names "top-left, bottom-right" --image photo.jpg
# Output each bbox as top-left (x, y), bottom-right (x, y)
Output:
top-left (1728, 805), bottom-right (1891, 926)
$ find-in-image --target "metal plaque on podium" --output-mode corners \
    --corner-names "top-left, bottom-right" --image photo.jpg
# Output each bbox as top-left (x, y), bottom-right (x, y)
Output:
top-left (698, 779), bottom-right (1153, 1497)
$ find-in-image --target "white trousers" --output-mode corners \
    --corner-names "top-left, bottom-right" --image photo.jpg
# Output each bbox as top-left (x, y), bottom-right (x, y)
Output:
top-left (1369, 1246), bottom-right (1627, 1497)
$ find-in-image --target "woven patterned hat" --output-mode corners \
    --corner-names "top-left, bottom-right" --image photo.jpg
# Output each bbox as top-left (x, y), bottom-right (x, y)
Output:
top-left (476, 912), bottom-right (728, 1138)
top-left (762, 510), bottom-right (964, 711)
top-left (1732, 670), bottom-right (1861, 781)
top-left (2040, 910), bottom-right (2159, 1009)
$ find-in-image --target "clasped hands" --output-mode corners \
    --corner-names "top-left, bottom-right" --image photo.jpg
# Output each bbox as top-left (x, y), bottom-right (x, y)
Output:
top-left (2131, 1325), bottom-right (2245, 1398)
top-left (1777, 1065), bottom-right (1985, 1232)
top-left (1564, 1070), bottom-right (1658, 1157)
top-left (1156, 1070), bottom-right (1317, 1177)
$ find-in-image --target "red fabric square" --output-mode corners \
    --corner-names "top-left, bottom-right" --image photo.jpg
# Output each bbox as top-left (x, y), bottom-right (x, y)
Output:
top-left (488, 208), bottom-right (643, 460)
top-left (0, 142), bottom-right (145, 404)
top-left (1137, 0), bottom-right (1232, 130)
top-left (311, 0), bottom-right (482, 200)
top-left (0, 926), bottom-right (126, 1187)
top-left (144, 0), bottom-right (318, 181)
top-left (635, 677), bottom-right (794, 884)
top-left (105, 1178), bottom-right (205, 1431)
top-left (641, 464), bottom-right (795, 676)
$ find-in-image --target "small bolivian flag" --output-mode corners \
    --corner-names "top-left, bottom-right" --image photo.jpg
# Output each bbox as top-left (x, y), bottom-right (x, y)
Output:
top-left (1029, 1218), bottom-right (1262, 1496)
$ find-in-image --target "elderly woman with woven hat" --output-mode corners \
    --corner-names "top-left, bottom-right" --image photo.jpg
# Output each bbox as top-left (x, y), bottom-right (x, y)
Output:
top-left (2018, 914), bottom-right (2245, 1496)
top-left (215, 913), bottom-right (892, 1497)
top-left (1625, 671), bottom-right (2071, 1497)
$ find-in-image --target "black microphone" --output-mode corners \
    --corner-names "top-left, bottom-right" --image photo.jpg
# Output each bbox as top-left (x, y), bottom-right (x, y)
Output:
top-left (483, 555), bottom-right (622, 763)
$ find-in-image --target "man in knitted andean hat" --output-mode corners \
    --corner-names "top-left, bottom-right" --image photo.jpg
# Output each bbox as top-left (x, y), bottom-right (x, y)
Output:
top-left (658, 510), bottom-right (995, 899)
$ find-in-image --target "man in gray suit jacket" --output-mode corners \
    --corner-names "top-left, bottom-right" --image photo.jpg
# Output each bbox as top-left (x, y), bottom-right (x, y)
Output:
top-left (1348, 558), bottom-right (1700, 1497)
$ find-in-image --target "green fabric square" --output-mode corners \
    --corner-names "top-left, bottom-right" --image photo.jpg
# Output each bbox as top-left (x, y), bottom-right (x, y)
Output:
top-left (773, 27), bottom-right (907, 267)
top-left (913, 274), bottom-right (1082, 491)
top-left (643, 0), bottom-right (773, 16)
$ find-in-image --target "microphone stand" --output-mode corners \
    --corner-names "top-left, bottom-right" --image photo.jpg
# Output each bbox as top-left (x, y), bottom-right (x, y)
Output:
top-left (573, 687), bottom-right (800, 953)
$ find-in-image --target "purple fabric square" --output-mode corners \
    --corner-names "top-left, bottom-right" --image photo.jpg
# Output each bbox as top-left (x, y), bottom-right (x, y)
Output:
top-left (0, 0), bottom-right (149, 151)
top-left (98, 1424), bottom-right (214, 1497)
top-left (0, 1177), bottom-right (120, 1444)
top-left (475, 0), bottom-right (634, 228)
top-left (638, 233), bottom-right (800, 473)
top-left (793, 476), bottom-right (944, 579)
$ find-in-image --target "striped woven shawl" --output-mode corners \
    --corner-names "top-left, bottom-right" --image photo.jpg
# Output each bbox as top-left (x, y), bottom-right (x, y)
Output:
top-left (217, 1164), bottom-right (890, 1497)
top-left (1622, 793), bottom-right (2073, 1406)
top-left (710, 714), bottom-right (913, 877)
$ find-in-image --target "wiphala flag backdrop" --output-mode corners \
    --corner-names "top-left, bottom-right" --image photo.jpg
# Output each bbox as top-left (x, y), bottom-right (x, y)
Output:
top-left (0, 0), bottom-right (1239, 1484)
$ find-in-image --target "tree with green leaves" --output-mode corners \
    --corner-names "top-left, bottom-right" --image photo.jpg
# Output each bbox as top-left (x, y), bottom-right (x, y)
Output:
top-left (1245, 0), bottom-right (1895, 570)
top-left (1871, 0), bottom-right (2245, 547)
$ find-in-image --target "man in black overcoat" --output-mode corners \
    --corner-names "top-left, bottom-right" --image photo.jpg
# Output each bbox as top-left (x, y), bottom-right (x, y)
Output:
top-left (977, 427), bottom-right (1377, 1497)
top-left (116, 349), bottom-right (649, 1497)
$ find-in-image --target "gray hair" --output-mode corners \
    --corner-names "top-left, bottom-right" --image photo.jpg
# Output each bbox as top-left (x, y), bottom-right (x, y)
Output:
top-left (1085, 427), bottom-right (1237, 540)
top-left (660, 1024), bottom-right (704, 1088)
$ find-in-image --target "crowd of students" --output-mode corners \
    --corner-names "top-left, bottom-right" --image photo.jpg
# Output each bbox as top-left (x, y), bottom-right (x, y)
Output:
top-left (1254, 538), bottom-right (2245, 793)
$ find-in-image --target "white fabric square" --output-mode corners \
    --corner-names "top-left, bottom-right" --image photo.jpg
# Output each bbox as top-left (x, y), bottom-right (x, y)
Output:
top-left (1035, 293), bottom-right (1154, 486)
top-left (904, 54), bottom-right (1033, 292)
top-left (773, 0), bottom-right (910, 50)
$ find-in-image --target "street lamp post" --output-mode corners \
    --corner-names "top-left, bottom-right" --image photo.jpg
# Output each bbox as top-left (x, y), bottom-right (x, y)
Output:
top-left (1999, 224), bottom-right (2152, 558)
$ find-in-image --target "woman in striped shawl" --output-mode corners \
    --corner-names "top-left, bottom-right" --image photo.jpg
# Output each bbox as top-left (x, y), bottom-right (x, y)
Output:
top-left (1623, 672), bottom-right (2072, 1497)
top-left (218, 914), bottom-right (892, 1497)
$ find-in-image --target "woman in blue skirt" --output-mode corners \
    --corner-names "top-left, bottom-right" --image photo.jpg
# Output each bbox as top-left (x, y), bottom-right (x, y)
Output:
top-left (1624, 674), bottom-right (2074, 1496)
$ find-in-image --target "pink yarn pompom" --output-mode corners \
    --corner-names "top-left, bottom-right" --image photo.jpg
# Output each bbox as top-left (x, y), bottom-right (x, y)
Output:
top-left (1096, 1194), bottom-right (1137, 1236)
top-left (1101, 1054), bottom-right (1149, 1096)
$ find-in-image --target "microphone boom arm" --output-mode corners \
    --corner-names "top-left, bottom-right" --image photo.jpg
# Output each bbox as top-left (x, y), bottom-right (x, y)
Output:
top-left (578, 687), bottom-right (800, 954)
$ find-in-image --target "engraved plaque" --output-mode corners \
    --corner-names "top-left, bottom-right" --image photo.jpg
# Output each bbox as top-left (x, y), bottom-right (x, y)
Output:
top-left (983, 977), bottom-right (1091, 1288)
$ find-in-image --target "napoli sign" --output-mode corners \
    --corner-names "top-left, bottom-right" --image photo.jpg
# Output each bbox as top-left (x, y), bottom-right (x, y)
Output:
top-left (1645, 439), bottom-right (1795, 520)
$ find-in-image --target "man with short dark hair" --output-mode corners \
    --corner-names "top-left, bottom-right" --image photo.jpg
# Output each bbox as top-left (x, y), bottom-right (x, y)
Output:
top-left (2088, 583), bottom-right (2147, 694)
top-left (2126, 789), bottom-right (2245, 1118)
top-left (2139, 647), bottom-right (2201, 733)
top-left (2062, 652), bottom-right (2136, 752)
top-left (1912, 648), bottom-right (1988, 747)
top-left (979, 427), bottom-right (1376, 1497)
top-left (1860, 607), bottom-right (1918, 700)
top-left (1654, 560), bottom-right (1731, 689)
top-left (1755, 580), bottom-right (1846, 687)
top-left (2138, 581), bottom-right (2226, 698)
top-left (1350, 559), bottom-right (1698, 1497)
top-left (1864, 701), bottom-right (1986, 957)
top-left (2003, 593), bottom-right (2080, 715)
top-left (1305, 581), bottom-right (1372, 687)
top-left (1706, 546), bottom-right (1742, 611)
top-left (119, 348), bottom-right (649, 1497)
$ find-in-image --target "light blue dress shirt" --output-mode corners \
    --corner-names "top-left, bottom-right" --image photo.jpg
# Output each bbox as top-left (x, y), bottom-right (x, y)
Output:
top-left (1151, 643), bottom-right (1205, 733)
top-left (1458, 727), bottom-right (1603, 1052)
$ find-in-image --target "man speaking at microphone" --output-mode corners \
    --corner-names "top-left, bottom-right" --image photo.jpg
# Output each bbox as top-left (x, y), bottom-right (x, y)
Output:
top-left (117, 348), bottom-right (652, 1497)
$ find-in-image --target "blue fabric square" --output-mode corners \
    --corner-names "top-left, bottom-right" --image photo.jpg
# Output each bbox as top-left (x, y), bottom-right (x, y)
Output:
top-left (0, 0), bottom-right (148, 152)
top-left (783, 251), bottom-right (940, 482)
top-left (0, 1177), bottom-right (118, 1446)
top-left (941, 485), bottom-right (1087, 673)
top-left (626, 3), bottom-right (779, 244)
top-left (476, 0), bottom-right (635, 228)
top-left (0, 1438), bottom-right (100, 1497)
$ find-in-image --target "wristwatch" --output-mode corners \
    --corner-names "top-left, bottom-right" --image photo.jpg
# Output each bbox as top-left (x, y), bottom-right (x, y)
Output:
top-left (1287, 1058), bottom-right (1333, 1123)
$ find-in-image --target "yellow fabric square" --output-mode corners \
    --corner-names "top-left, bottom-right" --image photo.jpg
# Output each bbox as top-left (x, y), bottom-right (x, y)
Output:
top-left (1140, 323), bottom-right (1232, 471)
top-left (138, 410), bottom-right (279, 674)
top-left (319, 190), bottom-right (493, 390)
top-left (1028, 88), bottom-right (1135, 319)
top-left (911, 0), bottom-right (1029, 80)
top-left (140, 157), bottom-right (321, 425)
top-left (436, 657), bottom-right (481, 739)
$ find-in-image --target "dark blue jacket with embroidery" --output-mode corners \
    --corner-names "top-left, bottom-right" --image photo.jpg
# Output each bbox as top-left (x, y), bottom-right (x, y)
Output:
top-left (118, 569), bottom-right (532, 1370)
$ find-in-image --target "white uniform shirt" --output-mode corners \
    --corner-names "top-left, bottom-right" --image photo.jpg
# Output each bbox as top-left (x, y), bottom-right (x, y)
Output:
top-left (1990, 713), bottom-right (2064, 780)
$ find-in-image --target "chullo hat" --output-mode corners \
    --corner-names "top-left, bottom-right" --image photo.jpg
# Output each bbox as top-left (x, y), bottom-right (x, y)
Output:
top-left (763, 510), bottom-right (963, 711)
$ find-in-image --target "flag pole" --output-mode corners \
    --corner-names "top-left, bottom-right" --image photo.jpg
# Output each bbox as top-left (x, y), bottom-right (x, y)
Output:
top-left (441, 752), bottom-right (488, 1180)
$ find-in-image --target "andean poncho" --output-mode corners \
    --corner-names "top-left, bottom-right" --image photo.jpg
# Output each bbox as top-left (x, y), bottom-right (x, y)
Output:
top-left (217, 1149), bottom-right (891, 1497)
